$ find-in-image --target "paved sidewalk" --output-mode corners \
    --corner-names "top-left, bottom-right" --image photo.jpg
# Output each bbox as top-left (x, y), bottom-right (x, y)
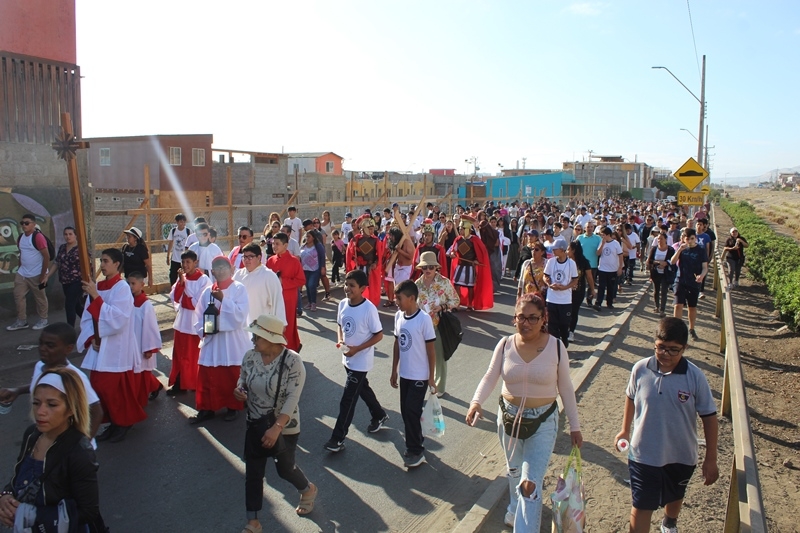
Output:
top-left (473, 283), bottom-right (734, 532)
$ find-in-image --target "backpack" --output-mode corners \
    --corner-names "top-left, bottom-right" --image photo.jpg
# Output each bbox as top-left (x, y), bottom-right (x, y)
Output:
top-left (18, 229), bottom-right (55, 261)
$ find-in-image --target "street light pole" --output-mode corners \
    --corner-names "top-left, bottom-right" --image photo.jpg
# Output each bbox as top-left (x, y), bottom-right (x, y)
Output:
top-left (653, 54), bottom-right (706, 168)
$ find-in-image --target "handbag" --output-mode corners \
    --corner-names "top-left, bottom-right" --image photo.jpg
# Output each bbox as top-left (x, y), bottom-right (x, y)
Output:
top-left (498, 336), bottom-right (560, 440)
top-left (246, 350), bottom-right (288, 458)
top-left (13, 457), bottom-right (80, 533)
top-left (551, 446), bottom-right (586, 533)
top-left (437, 309), bottom-right (462, 361)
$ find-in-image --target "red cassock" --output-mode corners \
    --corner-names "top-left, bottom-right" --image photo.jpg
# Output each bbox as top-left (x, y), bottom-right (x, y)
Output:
top-left (267, 252), bottom-right (306, 351)
top-left (169, 269), bottom-right (210, 390)
top-left (413, 243), bottom-right (449, 279)
top-left (449, 235), bottom-right (494, 310)
top-left (346, 234), bottom-right (385, 307)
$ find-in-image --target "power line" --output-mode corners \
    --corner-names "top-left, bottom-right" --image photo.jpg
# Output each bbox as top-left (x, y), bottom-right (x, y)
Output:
top-left (686, 0), bottom-right (701, 77)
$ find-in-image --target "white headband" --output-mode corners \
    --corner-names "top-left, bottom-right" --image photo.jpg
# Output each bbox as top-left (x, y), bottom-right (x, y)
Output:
top-left (35, 373), bottom-right (66, 395)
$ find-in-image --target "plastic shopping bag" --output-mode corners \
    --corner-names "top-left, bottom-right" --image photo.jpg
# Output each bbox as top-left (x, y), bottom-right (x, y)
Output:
top-left (420, 393), bottom-right (445, 438)
top-left (550, 446), bottom-right (586, 533)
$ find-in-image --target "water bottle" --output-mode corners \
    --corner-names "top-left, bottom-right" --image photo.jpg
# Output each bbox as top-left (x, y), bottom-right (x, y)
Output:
top-left (616, 438), bottom-right (629, 453)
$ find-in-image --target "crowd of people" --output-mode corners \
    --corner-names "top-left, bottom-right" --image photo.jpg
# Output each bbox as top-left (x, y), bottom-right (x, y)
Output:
top-left (0, 197), bottom-right (729, 532)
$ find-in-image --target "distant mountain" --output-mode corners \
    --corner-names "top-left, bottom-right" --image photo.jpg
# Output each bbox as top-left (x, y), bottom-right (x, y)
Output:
top-left (756, 166), bottom-right (800, 182)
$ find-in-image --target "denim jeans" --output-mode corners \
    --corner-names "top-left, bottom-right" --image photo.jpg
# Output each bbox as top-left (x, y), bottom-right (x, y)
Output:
top-left (498, 399), bottom-right (559, 532)
top-left (304, 269), bottom-right (320, 305)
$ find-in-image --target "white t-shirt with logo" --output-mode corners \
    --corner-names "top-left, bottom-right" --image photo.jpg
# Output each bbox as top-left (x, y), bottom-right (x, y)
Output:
top-left (338, 297), bottom-right (382, 372)
top-left (393, 309), bottom-right (436, 381)
top-left (544, 257), bottom-right (578, 305)
top-left (626, 232), bottom-right (641, 259)
top-left (598, 239), bottom-right (623, 272)
top-left (170, 227), bottom-right (191, 263)
top-left (284, 217), bottom-right (303, 243)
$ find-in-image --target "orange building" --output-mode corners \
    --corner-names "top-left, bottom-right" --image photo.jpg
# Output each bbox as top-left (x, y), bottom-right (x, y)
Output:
top-left (286, 152), bottom-right (343, 175)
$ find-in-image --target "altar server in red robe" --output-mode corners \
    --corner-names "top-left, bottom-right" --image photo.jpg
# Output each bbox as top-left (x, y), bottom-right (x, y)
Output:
top-left (127, 271), bottom-right (163, 407)
top-left (78, 248), bottom-right (147, 443)
top-left (346, 215), bottom-right (384, 307)
top-left (266, 232), bottom-right (305, 352)
top-left (448, 215), bottom-right (493, 311)
top-left (190, 256), bottom-right (250, 424)
top-left (168, 250), bottom-right (211, 396)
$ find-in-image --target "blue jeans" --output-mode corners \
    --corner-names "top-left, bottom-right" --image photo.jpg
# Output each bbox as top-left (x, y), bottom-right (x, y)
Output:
top-left (304, 269), bottom-right (320, 305)
top-left (498, 399), bottom-right (559, 532)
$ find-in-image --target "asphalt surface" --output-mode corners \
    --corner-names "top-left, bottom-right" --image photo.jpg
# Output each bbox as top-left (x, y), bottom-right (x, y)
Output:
top-left (0, 276), bottom-right (633, 533)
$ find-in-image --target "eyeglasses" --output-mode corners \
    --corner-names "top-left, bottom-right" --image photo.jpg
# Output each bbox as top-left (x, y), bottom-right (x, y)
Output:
top-left (515, 314), bottom-right (542, 324)
top-left (421, 265), bottom-right (437, 271)
top-left (242, 254), bottom-right (257, 260)
top-left (238, 235), bottom-right (249, 239)
top-left (199, 232), bottom-right (209, 237)
top-left (20, 221), bottom-right (32, 226)
top-left (654, 343), bottom-right (683, 356)
top-left (211, 265), bottom-right (229, 272)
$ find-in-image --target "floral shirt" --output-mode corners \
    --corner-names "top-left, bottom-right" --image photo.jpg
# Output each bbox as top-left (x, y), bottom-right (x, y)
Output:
top-left (520, 258), bottom-right (546, 295)
top-left (56, 243), bottom-right (84, 284)
top-left (415, 273), bottom-right (461, 327)
top-left (238, 349), bottom-right (305, 435)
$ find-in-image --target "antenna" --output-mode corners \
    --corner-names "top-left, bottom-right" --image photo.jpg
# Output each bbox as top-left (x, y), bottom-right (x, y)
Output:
top-left (522, 157), bottom-right (527, 169)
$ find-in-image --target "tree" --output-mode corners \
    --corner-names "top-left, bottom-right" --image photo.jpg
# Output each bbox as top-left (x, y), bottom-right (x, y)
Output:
top-left (652, 178), bottom-right (683, 197)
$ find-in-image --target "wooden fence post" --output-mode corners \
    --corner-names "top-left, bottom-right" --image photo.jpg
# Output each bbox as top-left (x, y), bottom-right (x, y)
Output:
top-left (144, 164), bottom-right (153, 288)
top-left (227, 166), bottom-right (234, 251)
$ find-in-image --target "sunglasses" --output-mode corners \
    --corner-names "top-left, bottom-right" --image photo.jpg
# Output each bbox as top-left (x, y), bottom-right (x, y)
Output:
top-left (20, 221), bottom-right (32, 226)
top-left (238, 235), bottom-right (249, 239)
top-left (421, 265), bottom-right (437, 271)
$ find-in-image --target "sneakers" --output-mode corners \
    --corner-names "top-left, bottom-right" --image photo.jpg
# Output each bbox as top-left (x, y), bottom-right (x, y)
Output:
top-left (504, 511), bottom-right (514, 527)
top-left (567, 331), bottom-right (575, 342)
top-left (323, 439), bottom-right (345, 452)
top-left (6, 320), bottom-right (29, 331)
top-left (660, 523), bottom-right (679, 533)
top-left (367, 414), bottom-right (389, 433)
top-left (322, 293), bottom-right (331, 302)
top-left (403, 452), bottom-right (426, 468)
top-left (592, 304), bottom-right (601, 312)
top-left (660, 311), bottom-right (667, 318)
top-left (698, 293), bottom-right (706, 300)
top-left (689, 328), bottom-right (699, 341)
top-left (32, 319), bottom-right (48, 330)
top-left (733, 281), bottom-right (739, 288)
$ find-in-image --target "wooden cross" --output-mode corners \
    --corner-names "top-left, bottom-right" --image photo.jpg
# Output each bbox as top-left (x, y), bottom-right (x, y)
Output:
top-left (52, 112), bottom-right (92, 284)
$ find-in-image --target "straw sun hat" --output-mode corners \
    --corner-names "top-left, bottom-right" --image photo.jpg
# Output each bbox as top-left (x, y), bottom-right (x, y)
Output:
top-left (416, 251), bottom-right (441, 269)
top-left (245, 314), bottom-right (287, 345)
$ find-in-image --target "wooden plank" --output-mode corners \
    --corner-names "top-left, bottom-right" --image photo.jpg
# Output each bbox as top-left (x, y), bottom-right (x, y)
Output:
top-left (25, 60), bottom-right (35, 143)
top-left (0, 57), bottom-right (7, 142)
top-left (72, 65), bottom-right (82, 138)
top-left (144, 165), bottom-right (153, 287)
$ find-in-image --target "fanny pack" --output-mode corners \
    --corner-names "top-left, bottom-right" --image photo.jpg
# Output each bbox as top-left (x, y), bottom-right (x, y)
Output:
top-left (499, 397), bottom-right (558, 440)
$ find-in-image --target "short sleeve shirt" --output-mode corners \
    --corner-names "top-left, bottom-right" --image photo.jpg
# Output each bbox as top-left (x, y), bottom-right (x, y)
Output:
top-left (394, 309), bottom-right (435, 380)
top-left (337, 298), bottom-right (382, 371)
top-left (598, 239), bottom-right (623, 272)
top-left (676, 245), bottom-right (708, 287)
top-left (626, 356), bottom-right (716, 466)
top-left (543, 257), bottom-right (578, 305)
top-left (170, 227), bottom-right (191, 262)
top-left (284, 217), bottom-right (303, 242)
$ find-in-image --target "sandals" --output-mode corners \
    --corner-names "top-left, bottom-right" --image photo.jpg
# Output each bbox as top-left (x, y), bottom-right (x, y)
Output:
top-left (296, 483), bottom-right (318, 516)
top-left (241, 524), bottom-right (262, 533)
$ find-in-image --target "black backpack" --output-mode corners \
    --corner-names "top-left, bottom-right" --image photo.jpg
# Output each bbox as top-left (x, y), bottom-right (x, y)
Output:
top-left (18, 229), bottom-right (56, 261)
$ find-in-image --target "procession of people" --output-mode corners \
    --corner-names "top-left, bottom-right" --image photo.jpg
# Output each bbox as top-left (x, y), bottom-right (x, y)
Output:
top-left (0, 197), bottom-right (724, 533)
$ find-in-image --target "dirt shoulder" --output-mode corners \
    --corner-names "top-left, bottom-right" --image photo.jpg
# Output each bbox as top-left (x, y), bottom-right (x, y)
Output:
top-left (714, 205), bottom-right (800, 533)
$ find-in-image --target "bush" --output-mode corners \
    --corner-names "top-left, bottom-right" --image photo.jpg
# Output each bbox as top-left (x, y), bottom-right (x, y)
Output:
top-left (721, 199), bottom-right (800, 328)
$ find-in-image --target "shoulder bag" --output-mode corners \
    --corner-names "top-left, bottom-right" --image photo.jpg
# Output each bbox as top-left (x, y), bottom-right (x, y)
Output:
top-left (438, 308), bottom-right (462, 362)
top-left (246, 350), bottom-right (288, 458)
top-left (498, 336), bottom-right (560, 440)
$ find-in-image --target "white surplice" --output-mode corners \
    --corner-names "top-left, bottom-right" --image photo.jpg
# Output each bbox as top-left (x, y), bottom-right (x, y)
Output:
top-left (232, 265), bottom-right (286, 325)
top-left (195, 280), bottom-right (250, 367)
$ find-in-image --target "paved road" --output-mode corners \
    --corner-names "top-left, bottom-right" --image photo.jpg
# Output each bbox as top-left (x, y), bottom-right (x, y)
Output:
top-left (0, 276), bottom-right (640, 533)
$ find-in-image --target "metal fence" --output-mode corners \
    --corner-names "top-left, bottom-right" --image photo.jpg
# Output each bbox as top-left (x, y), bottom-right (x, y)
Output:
top-left (710, 205), bottom-right (768, 533)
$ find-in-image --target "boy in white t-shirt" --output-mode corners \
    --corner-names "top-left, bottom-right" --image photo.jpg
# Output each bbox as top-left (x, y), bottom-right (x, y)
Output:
top-left (324, 270), bottom-right (388, 453)
top-left (166, 213), bottom-right (192, 286)
top-left (0, 322), bottom-right (103, 442)
top-left (390, 279), bottom-right (436, 468)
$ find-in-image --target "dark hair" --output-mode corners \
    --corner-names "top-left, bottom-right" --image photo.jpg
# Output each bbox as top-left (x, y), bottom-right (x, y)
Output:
top-left (601, 227), bottom-right (613, 236)
top-left (345, 269), bottom-right (368, 287)
top-left (42, 322), bottom-right (77, 346)
top-left (196, 223), bottom-right (210, 232)
top-left (238, 226), bottom-right (253, 237)
top-left (63, 226), bottom-right (76, 234)
top-left (698, 218), bottom-right (708, 225)
top-left (657, 317), bottom-right (689, 345)
top-left (389, 227), bottom-right (404, 242)
top-left (208, 227), bottom-right (217, 238)
top-left (569, 240), bottom-right (587, 265)
top-left (175, 214), bottom-right (187, 222)
top-left (288, 206), bottom-right (297, 212)
top-left (181, 250), bottom-right (198, 261)
top-left (242, 242), bottom-right (262, 257)
top-left (101, 248), bottom-right (124, 266)
top-left (21, 213), bottom-right (36, 222)
top-left (302, 219), bottom-right (314, 228)
top-left (515, 292), bottom-right (548, 332)
top-left (684, 228), bottom-right (697, 238)
top-left (127, 271), bottom-right (145, 282)
top-left (194, 217), bottom-right (206, 223)
top-left (273, 232), bottom-right (289, 245)
top-left (394, 279), bottom-right (418, 298)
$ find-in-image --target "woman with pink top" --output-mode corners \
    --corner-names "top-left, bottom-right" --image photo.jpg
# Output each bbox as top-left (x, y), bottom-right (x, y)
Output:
top-left (466, 292), bottom-right (582, 531)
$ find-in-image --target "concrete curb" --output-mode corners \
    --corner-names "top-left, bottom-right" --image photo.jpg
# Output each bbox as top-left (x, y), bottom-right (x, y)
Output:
top-left (450, 281), bottom-right (652, 533)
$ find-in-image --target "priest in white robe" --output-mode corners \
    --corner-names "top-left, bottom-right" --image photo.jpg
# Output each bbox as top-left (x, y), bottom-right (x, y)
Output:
top-left (232, 242), bottom-right (286, 326)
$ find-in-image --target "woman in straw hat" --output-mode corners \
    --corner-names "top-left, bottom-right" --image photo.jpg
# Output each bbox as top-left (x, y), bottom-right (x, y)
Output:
top-left (235, 314), bottom-right (317, 533)
top-left (415, 251), bottom-right (460, 397)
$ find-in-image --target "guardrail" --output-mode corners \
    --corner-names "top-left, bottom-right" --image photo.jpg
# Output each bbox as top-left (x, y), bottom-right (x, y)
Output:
top-left (711, 205), bottom-right (769, 533)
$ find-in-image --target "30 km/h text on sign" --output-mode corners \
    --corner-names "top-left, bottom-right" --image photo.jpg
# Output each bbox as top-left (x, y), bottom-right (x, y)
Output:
top-left (678, 191), bottom-right (705, 206)
top-left (673, 157), bottom-right (709, 191)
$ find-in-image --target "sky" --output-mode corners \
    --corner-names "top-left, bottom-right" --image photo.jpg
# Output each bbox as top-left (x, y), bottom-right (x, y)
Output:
top-left (76, 0), bottom-right (800, 184)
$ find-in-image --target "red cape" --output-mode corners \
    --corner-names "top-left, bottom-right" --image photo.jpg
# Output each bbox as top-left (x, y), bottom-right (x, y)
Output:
top-left (412, 243), bottom-right (449, 279)
top-left (346, 234), bottom-right (385, 307)
top-left (449, 236), bottom-right (493, 311)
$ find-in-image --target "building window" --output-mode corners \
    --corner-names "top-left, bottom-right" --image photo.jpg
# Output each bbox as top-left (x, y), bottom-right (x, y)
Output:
top-left (309, 193), bottom-right (317, 201)
top-left (169, 147), bottom-right (181, 166)
top-left (192, 148), bottom-right (205, 166)
top-left (99, 148), bottom-right (111, 166)
top-left (326, 161), bottom-right (334, 173)
top-left (293, 163), bottom-right (299, 174)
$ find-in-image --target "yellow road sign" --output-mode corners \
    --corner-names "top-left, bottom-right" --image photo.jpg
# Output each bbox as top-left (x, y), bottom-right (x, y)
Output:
top-left (673, 157), bottom-right (708, 191)
top-left (701, 185), bottom-right (711, 195)
top-left (678, 191), bottom-right (705, 205)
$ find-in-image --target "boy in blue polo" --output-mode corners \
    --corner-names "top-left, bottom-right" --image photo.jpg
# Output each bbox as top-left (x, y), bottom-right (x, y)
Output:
top-left (615, 317), bottom-right (718, 533)
top-left (390, 279), bottom-right (436, 468)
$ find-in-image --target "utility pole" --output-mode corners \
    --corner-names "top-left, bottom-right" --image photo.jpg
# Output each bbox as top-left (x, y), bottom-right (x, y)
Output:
top-left (698, 55), bottom-right (706, 168)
